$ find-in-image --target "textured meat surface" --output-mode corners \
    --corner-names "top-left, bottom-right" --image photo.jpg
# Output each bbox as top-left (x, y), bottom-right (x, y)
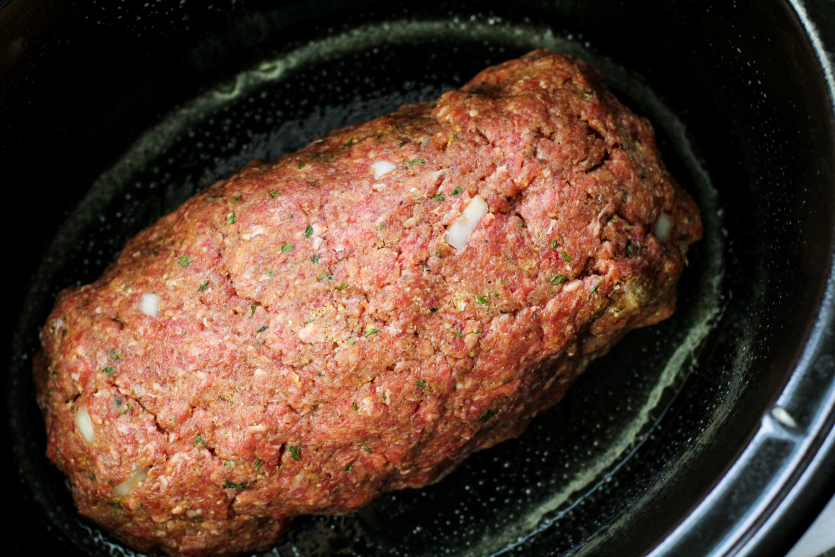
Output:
top-left (34, 50), bottom-right (701, 557)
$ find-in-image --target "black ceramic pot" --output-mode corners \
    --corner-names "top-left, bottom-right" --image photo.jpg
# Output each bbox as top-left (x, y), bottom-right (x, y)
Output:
top-left (3, 1), bottom-right (835, 556)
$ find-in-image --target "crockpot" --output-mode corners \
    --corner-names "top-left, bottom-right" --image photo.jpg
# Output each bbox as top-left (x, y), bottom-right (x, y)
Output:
top-left (3, 1), bottom-right (835, 555)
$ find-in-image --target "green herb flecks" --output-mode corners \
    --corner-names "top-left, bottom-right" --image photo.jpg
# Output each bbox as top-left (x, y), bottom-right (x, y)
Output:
top-left (178, 255), bottom-right (191, 267)
top-left (194, 433), bottom-right (206, 447)
top-left (343, 465), bottom-right (353, 471)
top-left (251, 305), bottom-right (258, 316)
top-left (592, 279), bottom-right (602, 293)
top-left (304, 224), bottom-right (313, 237)
top-left (253, 459), bottom-right (261, 472)
top-left (281, 243), bottom-right (294, 253)
top-left (347, 338), bottom-right (356, 345)
top-left (227, 212), bottom-right (235, 224)
top-left (198, 280), bottom-right (209, 291)
top-left (476, 295), bottom-right (487, 304)
top-left (223, 479), bottom-right (245, 490)
top-left (232, 195), bottom-right (241, 203)
top-left (560, 250), bottom-right (571, 262)
top-left (432, 194), bottom-right (444, 202)
top-left (337, 283), bottom-right (348, 290)
top-left (364, 328), bottom-right (382, 337)
top-left (480, 409), bottom-right (497, 422)
top-left (399, 141), bottom-right (408, 147)
top-left (416, 380), bottom-right (427, 389)
top-left (550, 240), bottom-right (557, 249)
top-left (103, 366), bottom-right (114, 377)
top-left (453, 331), bottom-right (464, 338)
top-left (452, 187), bottom-right (463, 195)
top-left (266, 272), bottom-right (275, 278)
top-left (288, 445), bottom-right (301, 461)
top-left (269, 191), bottom-right (281, 198)
top-left (344, 137), bottom-right (354, 147)
top-left (550, 275), bottom-right (566, 285)
top-left (311, 254), bottom-right (319, 263)
top-left (298, 162), bottom-right (306, 169)
top-left (352, 401), bottom-right (358, 411)
top-left (256, 325), bottom-right (268, 333)
top-left (362, 442), bottom-right (373, 454)
top-left (429, 307), bottom-right (438, 313)
top-left (404, 158), bottom-right (425, 167)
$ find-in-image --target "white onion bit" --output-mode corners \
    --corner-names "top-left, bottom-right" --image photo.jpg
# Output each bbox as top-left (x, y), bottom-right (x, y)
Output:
top-left (445, 196), bottom-right (489, 250)
top-left (370, 160), bottom-right (397, 179)
top-left (654, 213), bottom-right (673, 243)
top-left (139, 293), bottom-right (160, 318)
top-left (298, 323), bottom-right (323, 344)
top-left (112, 468), bottom-right (150, 497)
top-left (74, 405), bottom-right (95, 443)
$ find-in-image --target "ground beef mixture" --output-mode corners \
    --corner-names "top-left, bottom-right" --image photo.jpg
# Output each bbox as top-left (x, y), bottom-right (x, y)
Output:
top-left (34, 50), bottom-right (702, 556)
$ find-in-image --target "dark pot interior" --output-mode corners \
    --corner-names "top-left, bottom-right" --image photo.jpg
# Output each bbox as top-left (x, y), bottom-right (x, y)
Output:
top-left (3, 1), bottom-right (835, 556)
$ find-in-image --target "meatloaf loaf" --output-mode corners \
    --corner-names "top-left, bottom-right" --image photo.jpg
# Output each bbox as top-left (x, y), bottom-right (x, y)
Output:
top-left (34, 49), bottom-right (702, 556)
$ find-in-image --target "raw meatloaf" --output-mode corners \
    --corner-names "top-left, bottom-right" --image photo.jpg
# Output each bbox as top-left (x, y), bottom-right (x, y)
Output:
top-left (34, 49), bottom-right (701, 557)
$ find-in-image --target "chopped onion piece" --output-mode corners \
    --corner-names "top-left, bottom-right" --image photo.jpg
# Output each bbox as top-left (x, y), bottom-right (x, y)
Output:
top-left (139, 293), bottom-right (160, 317)
top-left (446, 196), bottom-right (489, 250)
top-left (112, 468), bottom-right (150, 497)
top-left (298, 323), bottom-right (323, 343)
top-left (370, 160), bottom-right (397, 179)
top-left (654, 213), bottom-right (673, 243)
top-left (75, 405), bottom-right (94, 443)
